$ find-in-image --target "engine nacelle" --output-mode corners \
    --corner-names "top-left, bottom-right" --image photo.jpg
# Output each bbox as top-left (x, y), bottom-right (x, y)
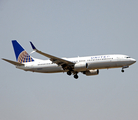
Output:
top-left (83, 69), bottom-right (99, 76)
top-left (74, 62), bottom-right (88, 71)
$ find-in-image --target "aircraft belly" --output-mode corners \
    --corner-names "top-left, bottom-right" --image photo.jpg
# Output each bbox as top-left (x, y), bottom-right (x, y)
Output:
top-left (35, 66), bottom-right (63, 73)
top-left (42, 66), bottom-right (63, 73)
top-left (24, 65), bottom-right (64, 73)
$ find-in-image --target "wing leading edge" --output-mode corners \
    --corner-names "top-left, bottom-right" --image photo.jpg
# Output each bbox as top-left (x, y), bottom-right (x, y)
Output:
top-left (30, 42), bottom-right (74, 69)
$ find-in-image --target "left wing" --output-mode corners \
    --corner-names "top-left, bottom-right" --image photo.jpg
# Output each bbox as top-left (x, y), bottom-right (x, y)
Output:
top-left (30, 42), bottom-right (74, 70)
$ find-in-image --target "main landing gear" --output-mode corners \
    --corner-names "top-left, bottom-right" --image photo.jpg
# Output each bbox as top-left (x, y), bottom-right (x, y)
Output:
top-left (67, 71), bottom-right (72, 76)
top-left (67, 71), bottom-right (79, 79)
top-left (121, 66), bottom-right (129, 73)
top-left (74, 74), bottom-right (78, 79)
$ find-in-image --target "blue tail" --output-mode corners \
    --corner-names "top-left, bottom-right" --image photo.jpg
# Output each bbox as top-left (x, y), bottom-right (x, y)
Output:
top-left (12, 40), bottom-right (34, 63)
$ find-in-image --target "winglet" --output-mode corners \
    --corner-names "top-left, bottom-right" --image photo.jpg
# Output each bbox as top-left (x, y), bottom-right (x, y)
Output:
top-left (30, 41), bottom-right (37, 50)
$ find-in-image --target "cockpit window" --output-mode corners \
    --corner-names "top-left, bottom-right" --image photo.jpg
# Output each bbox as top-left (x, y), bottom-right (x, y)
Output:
top-left (126, 57), bottom-right (130, 58)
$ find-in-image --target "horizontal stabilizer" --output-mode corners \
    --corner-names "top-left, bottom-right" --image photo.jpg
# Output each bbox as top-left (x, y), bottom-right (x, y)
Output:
top-left (2, 58), bottom-right (24, 66)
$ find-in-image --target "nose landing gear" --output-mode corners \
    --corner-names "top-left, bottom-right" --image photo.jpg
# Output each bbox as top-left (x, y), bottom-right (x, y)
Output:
top-left (121, 66), bottom-right (129, 73)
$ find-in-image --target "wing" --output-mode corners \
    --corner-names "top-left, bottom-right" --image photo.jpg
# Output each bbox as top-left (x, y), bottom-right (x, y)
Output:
top-left (2, 58), bottom-right (24, 66)
top-left (30, 42), bottom-right (74, 70)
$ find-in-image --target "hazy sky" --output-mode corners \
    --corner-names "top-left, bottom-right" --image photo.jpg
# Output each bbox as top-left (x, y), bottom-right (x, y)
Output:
top-left (0, 0), bottom-right (138, 120)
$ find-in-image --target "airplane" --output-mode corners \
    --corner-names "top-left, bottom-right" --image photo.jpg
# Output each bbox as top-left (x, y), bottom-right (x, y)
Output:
top-left (2, 40), bottom-right (136, 79)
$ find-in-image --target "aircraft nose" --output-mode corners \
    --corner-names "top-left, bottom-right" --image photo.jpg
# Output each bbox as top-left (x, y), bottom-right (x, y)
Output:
top-left (131, 58), bottom-right (136, 63)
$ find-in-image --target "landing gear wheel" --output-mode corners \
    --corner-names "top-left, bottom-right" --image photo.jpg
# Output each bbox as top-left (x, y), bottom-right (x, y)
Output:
top-left (121, 69), bottom-right (124, 72)
top-left (67, 71), bottom-right (72, 76)
top-left (74, 74), bottom-right (78, 79)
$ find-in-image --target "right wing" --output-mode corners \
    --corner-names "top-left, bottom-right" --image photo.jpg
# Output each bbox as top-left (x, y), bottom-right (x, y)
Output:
top-left (30, 42), bottom-right (74, 70)
top-left (2, 58), bottom-right (24, 66)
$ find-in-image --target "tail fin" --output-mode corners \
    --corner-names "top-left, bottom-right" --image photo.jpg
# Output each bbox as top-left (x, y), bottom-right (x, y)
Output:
top-left (12, 40), bottom-right (34, 63)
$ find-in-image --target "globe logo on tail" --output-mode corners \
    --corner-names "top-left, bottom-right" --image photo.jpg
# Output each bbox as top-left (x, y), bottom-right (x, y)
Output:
top-left (18, 51), bottom-right (34, 63)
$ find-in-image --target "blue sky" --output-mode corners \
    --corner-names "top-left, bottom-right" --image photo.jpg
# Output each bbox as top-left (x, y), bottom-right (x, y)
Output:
top-left (0, 0), bottom-right (138, 120)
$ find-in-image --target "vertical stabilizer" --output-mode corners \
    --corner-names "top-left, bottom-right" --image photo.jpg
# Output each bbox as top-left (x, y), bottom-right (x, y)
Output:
top-left (12, 40), bottom-right (34, 63)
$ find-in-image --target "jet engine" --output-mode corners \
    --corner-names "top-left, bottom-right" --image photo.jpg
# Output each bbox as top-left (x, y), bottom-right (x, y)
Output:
top-left (74, 62), bottom-right (88, 71)
top-left (83, 69), bottom-right (99, 76)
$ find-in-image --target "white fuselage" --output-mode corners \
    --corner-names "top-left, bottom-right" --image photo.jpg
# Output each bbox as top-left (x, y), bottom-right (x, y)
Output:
top-left (16, 54), bottom-right (136, 73)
